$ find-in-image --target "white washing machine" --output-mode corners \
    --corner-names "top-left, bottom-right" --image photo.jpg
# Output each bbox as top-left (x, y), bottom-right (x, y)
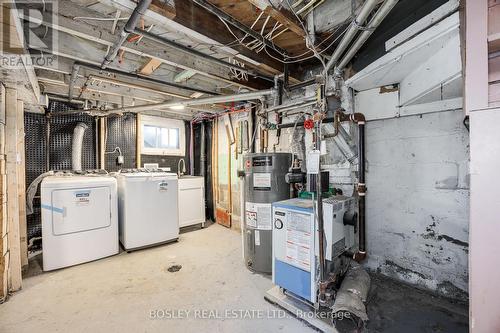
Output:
top-left (116, 169), bottom-right (179, 251)
top-left (41, 174), bottom-right (119, 271)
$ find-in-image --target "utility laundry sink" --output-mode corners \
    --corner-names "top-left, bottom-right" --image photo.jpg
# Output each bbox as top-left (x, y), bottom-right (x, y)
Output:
top-left (178, 176), bottom-right (206, 228)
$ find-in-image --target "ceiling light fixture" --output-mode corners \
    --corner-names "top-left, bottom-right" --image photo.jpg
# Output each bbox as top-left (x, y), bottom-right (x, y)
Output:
top-left (169, 105), bottom-right (185, 110)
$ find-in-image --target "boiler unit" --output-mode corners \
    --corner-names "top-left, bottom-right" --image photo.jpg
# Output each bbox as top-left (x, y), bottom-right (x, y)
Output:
top-left (243, 153), bottom-right (292, 274)
top-left (41, 173), bottom-right (119, 271)
top-left (272, 196), bottom-right (355, 304)
top-left (116, 169), bottom-right (179, 251)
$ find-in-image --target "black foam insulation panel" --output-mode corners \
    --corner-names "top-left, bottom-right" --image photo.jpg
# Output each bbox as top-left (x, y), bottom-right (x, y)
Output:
top-left (25, 101), bottom-right (97, 242)
top-left (104, 114), bottom-right (137, 171)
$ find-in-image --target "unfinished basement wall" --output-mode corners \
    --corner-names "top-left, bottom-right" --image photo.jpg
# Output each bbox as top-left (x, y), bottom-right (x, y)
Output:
top-left (214, 109), bottom-right (253, 230)
top-left (363, 109), bottom-right (469, 299)
top-left (263, 92), bottom-right (469, 300)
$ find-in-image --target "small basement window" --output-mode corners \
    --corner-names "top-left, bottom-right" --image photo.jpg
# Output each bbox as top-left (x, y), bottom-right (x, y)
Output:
top-left (140, 115), bottom-right (185, 156)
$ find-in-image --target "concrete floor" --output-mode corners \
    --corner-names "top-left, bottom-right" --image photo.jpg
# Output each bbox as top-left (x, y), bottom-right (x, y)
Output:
top-left (0, 223), bottom-right (468, 333)
top-left (366, 275), bottom-right (468, 333)
top-left (1, 223), bottom-right (313, 333)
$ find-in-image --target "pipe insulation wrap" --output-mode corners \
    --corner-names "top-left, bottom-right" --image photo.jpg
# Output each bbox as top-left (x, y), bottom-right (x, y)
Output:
top-left (72, 122), bottom-right (89, 171)
top-left (290, 126), bottom-right (306, 172)
top-left (331, 262), bottom-right (371, 321)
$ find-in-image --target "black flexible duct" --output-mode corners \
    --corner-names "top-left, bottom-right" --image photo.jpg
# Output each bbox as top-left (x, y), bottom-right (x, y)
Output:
top-left (358, 123), bottom-right (366, 255)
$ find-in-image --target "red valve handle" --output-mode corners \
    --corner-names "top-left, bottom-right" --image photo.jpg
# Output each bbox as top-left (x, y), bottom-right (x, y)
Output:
top-left (304, 119), bottom-right (314, 130)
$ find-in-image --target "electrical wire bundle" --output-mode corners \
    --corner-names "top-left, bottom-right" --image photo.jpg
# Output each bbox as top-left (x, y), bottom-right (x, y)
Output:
top-left (213, 0), bottom-right (364, 67)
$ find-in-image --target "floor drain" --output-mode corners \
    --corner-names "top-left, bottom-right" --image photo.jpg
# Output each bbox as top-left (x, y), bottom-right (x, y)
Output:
top-left (167, 265), bottom-right (182, 272)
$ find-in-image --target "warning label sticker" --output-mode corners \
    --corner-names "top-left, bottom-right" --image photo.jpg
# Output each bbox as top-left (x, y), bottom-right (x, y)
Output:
top-left (253, 173), bottom-right (271, 190)
top-left (245, 202), bottom-right (272, 230)
top-left (285, 212), bottom-right (311, 271)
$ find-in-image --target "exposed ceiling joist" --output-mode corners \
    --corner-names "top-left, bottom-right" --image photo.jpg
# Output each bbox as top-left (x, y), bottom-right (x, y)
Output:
top-left (139, 57), bottom-right (163, 75)
top-left (97, 0), bottom-right (293, 79)
top-left (32, 54), bottom-right (217, 102)
top-left (150, 0), bottom-right (176, 19)
top-left (36, 68), bottom-right (174, 103)
top-left (263, 6), bottom-right (305, 37)
top-left (191, 0), bottom-right (287, 55)
top-left (33, 52), bottom-right (221, 97)
top-left (20, 5), bottom-right (263, 90)
top-left (246, 0), bottom-right (306, 37)
top-left (174, 70), bottom-right (197, 82)
top-left (39, 79), bottom-right (160, 107)
top-left (0, 1), bottom-right (41, 106)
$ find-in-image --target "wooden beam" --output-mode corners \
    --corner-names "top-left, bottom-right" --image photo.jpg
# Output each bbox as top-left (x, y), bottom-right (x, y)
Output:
top-left (0, 249), bottom-right (8, 301)
top-left (21, 9), bottom-right (264, 91)
top-left (139, 57), bottom-right (163, 75)
top-left (16, 100), bottom-right (27, 268)
top-left (262, 6), bottom-right (306, 37)
top-left (151, 0), bottom-right (176, 19)
top-left (172, 0), bottom-right (295, 77)
top-left (5, 87), bottom-right (21, 292)
top-left (0, 83), bottom-right (7, 301)
top-left (98, 0), bottom-right (291, 77)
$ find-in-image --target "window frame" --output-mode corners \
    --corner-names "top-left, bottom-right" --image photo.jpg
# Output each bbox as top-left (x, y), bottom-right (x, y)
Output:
top-left (140, 115), bottom-right (185, 156)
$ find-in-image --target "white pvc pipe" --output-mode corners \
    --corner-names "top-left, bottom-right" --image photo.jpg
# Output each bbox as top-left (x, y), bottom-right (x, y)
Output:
top-left (72, 122), bottom-right (88, 171)
top-left (323, 0), bottom-right (379, 74)
top-left (336, 0), bottom-right (400, 71)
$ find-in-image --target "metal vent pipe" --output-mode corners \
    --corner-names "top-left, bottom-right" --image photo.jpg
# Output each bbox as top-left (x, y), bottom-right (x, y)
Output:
top-left (336, 0), bottom-right (400, 71)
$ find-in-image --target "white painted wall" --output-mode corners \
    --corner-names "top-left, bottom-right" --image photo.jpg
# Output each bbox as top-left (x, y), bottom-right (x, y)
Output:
top-left (363, 109), bottom-right (469, 299)
top-left (350, 84), bottom-right (469, 299)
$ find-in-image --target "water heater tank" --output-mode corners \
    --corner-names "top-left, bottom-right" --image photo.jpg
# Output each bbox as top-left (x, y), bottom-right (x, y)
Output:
top-left (243, 153), bottom-right (292, 273)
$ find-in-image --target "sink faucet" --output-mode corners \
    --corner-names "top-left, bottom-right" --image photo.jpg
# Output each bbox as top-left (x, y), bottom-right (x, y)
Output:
top-left (177, 158), bottom-right (186, 177)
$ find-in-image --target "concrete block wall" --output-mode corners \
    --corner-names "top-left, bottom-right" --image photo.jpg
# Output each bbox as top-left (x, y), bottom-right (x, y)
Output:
top-left (265, 100), bottom-right (469, 299)
top-left (363, 109), bottom-right (469, 299)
